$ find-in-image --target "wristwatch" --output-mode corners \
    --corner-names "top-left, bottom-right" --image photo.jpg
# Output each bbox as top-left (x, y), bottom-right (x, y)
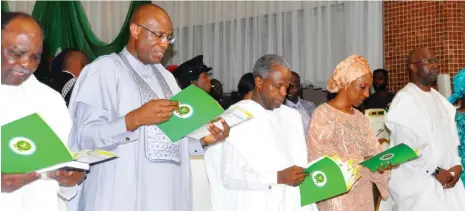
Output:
top-left (431, 167), bottom-right (440, 176)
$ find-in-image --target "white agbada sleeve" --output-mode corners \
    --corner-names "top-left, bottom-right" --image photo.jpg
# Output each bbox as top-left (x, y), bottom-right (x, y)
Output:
top-left (30, 79), bottom-right (78, 200)
top-left (385, 90), bottom-right (446, 210)
top-left (68, 56), bottom-right (138, 151)
top-left (1, 76), bottom-right (77, 211)
top-left (49, 97), bottom-right (78, 201)
top-left (221, 142), bottom-right (278, 190)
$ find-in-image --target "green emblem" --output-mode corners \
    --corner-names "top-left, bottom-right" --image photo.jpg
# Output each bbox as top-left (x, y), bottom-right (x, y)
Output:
top-left (15, 140), bottom-right (32, 152)
top-left (380, 153), bottom-right (394, 161)
top-left (173, 104), bottom-right (194, 119)
top-left (177, 106), bottom-right (190, 116)
top-left (314, 173), bottom-right (325, 183)
top-left (312, 171), bottom-right (327, 187)
top-left (9, 137), bottom-right (36, 155)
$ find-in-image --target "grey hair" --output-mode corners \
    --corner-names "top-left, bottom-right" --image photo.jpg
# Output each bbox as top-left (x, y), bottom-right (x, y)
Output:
top-left (252, 54), bottom-right (291, 79)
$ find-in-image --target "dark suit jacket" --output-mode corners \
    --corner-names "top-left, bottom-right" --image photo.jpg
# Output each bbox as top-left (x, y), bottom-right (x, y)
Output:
top-left (51, 71), bottom-right (75, 106)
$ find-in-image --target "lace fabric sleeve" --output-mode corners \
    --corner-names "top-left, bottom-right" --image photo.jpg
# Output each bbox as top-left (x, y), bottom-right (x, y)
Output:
top-left (362, 118), bottom-right (390, 199)
top-left (307, 107), bottom-right (363, 162)
top-left (306, 108), bottom-right (338, 162)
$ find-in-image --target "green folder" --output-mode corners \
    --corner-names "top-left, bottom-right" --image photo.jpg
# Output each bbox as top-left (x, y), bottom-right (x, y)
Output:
top-left (2, 113), bottom-right (74, 174)
top-left (359, 143), bottom-right (419, 172)
top-left (157, 85), bottom-right (224, 142)
top-left (300, 156), bottom-right (360, 206)
top-left (2, 113), bottom-right (117, 174)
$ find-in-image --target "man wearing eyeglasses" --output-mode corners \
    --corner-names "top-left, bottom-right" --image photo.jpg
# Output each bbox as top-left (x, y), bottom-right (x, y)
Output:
top-left (67, 4), bottom-right (230, 211)
top-left (386, 47), bottom-right (465, 211)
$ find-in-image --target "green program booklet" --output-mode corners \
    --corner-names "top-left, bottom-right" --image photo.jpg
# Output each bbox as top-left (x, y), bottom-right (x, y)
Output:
top-left (157, 85), bottom-right (225, 142)
top-left (300, 156), bottom-right (360, 206)
top-left (359, 143), bottom-right (420, 172)
top-left (2, 113), bottom-right (116, 174)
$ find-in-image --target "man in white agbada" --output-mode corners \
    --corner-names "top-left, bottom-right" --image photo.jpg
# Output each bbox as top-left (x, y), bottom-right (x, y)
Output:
top-left (67, 4), bottom-right (229, 211)
top-left (0, 12), bottom-right (85, 211)
top-left (205, 55), bottom-right (318, 211)
top-left (386, 47), bottom-right (465, 211)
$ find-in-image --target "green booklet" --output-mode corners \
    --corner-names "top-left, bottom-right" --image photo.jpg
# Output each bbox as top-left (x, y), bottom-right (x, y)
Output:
top-left (300, 156), bottom-right (360, 206)
top-left (157, 85), bottom-right (225, 142)
top-left (359, 143), bottom-right (420, 172)
top-left (2, 113), bottom-right (116, 174)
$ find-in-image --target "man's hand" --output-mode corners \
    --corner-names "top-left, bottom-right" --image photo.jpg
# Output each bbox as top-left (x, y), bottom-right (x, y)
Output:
top-left (1, 172), bottom-right (40, 193)
top-left (376, 161), bottom-right (397, 174)
top-left (434, 168), bottom-right (453, 188)
top-left (200, 119), bottom-right (230, 146)
top-left (48, 170), bottom-right (87, 187)
top-left (445, 165), bottom-right (462, 189)
top-left (277, 165), bottom-right (309, 187)
top-left (126, 99), bottom-right (179, 131)
top-left (378, 138), bottom-right (389, 145)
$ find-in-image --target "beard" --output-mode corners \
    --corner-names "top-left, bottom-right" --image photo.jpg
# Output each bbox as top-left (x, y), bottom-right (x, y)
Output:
top-left (373, 84), bottom-right (387, 92)
top-left (2, 67), bottom-right (33, 85)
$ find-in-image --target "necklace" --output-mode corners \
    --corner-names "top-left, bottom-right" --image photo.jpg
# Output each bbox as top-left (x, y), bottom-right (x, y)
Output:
top-left (329, 99), bottom-right (354, 113)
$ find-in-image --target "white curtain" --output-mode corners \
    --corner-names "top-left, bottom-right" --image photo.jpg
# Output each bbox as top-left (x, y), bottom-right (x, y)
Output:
top-left (156, 1), bottom-right (383, 92)
top-left (6, 1), bottom-right (383, 92)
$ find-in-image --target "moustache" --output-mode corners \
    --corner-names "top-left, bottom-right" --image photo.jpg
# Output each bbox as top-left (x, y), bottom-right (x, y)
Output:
top-left (12, 67), bottom-right (33, 75)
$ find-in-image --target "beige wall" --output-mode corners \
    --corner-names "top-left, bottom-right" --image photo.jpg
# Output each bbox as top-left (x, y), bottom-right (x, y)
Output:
top-left (302, 86), bottom-right (328, 106)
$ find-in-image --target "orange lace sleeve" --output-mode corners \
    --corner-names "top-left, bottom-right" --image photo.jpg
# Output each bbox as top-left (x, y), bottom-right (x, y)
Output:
top-left (362, 118), bottom-right (390, 199)
top-left (306, 108), bottom-right (338, 162)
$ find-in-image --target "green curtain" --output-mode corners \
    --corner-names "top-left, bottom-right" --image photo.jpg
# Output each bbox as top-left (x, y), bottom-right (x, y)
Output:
top-left (1, 1), bottom-right (10, 12)
top-left (2, 0), bottom-right (150, 61)
top-left (32, 1), bottom-right (150, 61)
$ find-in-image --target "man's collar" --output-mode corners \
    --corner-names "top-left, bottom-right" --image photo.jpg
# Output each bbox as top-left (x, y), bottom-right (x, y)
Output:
top-left (63, 70), bottom-right (76, 78)
top-left (285, 98), bottom-right (301, 106)
top-left (1, 74), bottom-right (36, 97)
top-left (121, 47), bottom-right (151, 70)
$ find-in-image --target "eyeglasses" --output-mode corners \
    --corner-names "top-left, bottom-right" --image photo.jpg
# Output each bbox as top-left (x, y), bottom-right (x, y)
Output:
top-left (413, 57), bottom-right (439, 65)
top-left (136, 24), bottom-right (176, 44)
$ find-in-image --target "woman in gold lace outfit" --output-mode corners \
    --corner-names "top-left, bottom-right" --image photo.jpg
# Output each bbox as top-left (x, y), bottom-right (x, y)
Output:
top-left (307, 55), bottom-right (390, 211)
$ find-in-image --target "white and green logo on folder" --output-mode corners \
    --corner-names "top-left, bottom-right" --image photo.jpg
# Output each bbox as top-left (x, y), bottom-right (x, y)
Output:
top-left (299, 156), bottom-right (360, 206)
top-left (174, 104), bottom-right (194, 119)
top-left (2, 113), bottom-right (116, 174)
top-left (157, 85), bottom-right (224, 142)
top-left (359, 143), bottom-right (420, 172)
top-left (9, 137), bottom-right (37, 155)
top-left (2, 113), bottom-right (75, 173)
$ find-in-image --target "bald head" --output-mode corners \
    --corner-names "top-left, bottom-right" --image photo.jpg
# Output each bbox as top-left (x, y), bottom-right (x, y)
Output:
top-left (127, 4), bottom-right (173, 65)
top-left (131, 4), bottom-right (171, 25)
top-left (407, 47), bottom-right (440, 86)
top-left (2, 12), bottom-right (44, 85)
top-left (1, 12), bottom-right (43, 37)
top-left (64, 50), bottom-right (89, 77)
top-left (407, 48), bottom-right (427, 69)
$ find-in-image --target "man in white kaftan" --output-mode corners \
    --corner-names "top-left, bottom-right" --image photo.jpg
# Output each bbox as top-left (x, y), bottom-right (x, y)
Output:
top-left (0, 76), bottom-right (77, 211)
top-left (385, 48), bottom-right (465, 211)
top-left (67, 4), bottom-right (228, 211)
top-left (1, 12), bottom-right (84, 211)
top-left (205, 55), bottom-right (318, 211)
